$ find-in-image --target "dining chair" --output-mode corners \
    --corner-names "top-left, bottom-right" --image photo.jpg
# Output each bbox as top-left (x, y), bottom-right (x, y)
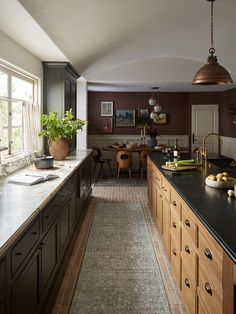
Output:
top-left (116, 150), bottom-right (133, 178)
top-left (92, 147), bottom-right (114, 177)
top-left (139, 150), bottom-right (147, 179)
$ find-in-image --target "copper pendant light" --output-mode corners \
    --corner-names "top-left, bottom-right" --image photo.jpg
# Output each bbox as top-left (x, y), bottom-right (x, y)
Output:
top-left (192, 0), bottom-right (233, 85)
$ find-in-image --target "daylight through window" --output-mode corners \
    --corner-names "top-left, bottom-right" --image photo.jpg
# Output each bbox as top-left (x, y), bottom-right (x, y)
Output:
top-left (0, 63), bottom-right (39, 158)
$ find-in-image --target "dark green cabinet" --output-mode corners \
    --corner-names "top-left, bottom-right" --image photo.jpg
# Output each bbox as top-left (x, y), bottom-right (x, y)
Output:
top-left (1, 154), bottom-right (91, 314)
top-left (11, 250), bottom-right (41, 314)
top-left (42, 62), bottom-right (80, 152)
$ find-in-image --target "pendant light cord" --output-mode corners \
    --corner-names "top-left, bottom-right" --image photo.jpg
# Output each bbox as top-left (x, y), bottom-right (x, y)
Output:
top-left (209, 0), bottom-right (215, 55)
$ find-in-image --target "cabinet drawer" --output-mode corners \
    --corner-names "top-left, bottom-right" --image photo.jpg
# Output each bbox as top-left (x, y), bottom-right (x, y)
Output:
top-left (161, 176), bottom-right (170, 202)
top-left (58, 175), bottom-right (77, 205)
top-left (11, 217), bottom-right (40, 276)
top-left (181, 265), bottom-right (196, 314)
top-left (0, 258), bottom-right (6, 293)
top-left (170, 188), bottom-right (182, 218)
top-left (198, 265), bottom-right (223, 314)
top-left (182, 203), bottom-right (197, 245)
top-left (170, 207), bottom-right (181, 247)
top-left (181, 230), bottom-right (197, 286)
top-left (170, 235), bottom-right (181, 288)
top-left (198, 225), bottom-right (223, 288)
top-left (42, 195), bottom-right (60, 232)
top-left (154, 168), bottom-right (162, 188)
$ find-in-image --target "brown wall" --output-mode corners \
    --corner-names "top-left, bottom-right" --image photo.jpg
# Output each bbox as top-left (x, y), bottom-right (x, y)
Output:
top-left (88, 89), bottom-right (236, 138)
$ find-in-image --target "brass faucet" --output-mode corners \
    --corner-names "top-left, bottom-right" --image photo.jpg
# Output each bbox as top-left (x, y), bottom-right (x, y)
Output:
top-left (200, 132), bottom-right (222, 165)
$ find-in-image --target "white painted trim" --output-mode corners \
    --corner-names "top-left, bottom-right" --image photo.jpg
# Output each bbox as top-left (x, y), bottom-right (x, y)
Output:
top-left (221, 136), bottom-right (236, 160)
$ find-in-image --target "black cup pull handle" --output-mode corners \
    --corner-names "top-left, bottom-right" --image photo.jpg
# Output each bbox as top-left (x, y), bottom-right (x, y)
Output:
top-left (204, 248), bottom-right (212, 260)
top-left (185, 219), bottom-right (190, 227)
top-left (184, 278), bottom-right (190, 288)
top-left (205, 282), bottom-right (212, 295)
top-left (185, 245), bottom-right (190, 254)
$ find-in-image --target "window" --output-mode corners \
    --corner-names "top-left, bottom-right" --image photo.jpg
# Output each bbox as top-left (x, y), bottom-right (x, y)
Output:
top-left (0, 63), bottom-right (40, 159)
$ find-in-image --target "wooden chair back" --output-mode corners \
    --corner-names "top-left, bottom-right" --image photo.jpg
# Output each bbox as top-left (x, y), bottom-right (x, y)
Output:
top-left (116, 151), bottom-right (132, 169)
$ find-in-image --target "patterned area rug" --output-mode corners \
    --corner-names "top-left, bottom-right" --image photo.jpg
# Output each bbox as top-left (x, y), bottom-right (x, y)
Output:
top-left (70, 203), bottom-right (170, 314)
top-left (93, 172), bottom-right (147, 187)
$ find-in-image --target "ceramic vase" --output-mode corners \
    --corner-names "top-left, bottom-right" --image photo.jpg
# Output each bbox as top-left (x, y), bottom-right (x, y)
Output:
top-left (147, 137), bottom-right (157, 148)
top-left (48, 139), bottom-right (69, 160)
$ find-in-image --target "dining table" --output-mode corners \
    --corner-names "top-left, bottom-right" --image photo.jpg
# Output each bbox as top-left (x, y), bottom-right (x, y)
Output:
top-left (102, 145), bottom-right (162, 153)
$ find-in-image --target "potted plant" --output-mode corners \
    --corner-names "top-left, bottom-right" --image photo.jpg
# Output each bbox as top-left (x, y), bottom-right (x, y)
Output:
top-left (39, 109), bottom-right (86, 160)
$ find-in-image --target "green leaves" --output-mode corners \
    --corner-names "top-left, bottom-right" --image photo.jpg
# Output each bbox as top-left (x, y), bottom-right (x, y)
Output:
top-left (39, 109), bottom-right (87, 141)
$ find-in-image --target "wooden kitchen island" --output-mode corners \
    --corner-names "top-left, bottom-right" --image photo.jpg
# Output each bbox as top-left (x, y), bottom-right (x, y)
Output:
top-left (0, 150), bottom-right (92, 314)
top-left (147, 152), bottom-right (236, 314)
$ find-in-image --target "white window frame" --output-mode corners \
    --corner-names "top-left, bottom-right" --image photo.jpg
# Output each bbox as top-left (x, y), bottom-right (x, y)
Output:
top-left (0, 63), bottom-right (39, 159)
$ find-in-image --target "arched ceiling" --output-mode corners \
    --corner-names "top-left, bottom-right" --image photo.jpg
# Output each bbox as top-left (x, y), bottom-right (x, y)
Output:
top-left (1, 0), bottom-right (236, 91)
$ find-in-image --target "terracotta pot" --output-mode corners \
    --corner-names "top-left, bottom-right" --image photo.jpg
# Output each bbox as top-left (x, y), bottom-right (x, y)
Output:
top-left (48, 139), bottom-right (69, 160)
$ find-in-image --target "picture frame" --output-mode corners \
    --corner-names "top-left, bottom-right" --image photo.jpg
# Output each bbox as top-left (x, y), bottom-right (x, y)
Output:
top-left (115, 109), bottom-right (136, 127)
top-left (153, 112), bottom-right (167, 125)
top-left (136, 116), bottom-right (151, 128)
top-left (101, 117), bottom-right (113, 133)
top-left (101, 101), bottom-right (114, 116)
top-left (138, 108), bottom-right (149, 117)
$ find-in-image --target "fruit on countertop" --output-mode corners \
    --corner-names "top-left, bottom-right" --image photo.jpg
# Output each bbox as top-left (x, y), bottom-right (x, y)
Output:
top-left (207, 172), bottom-right (229, 182)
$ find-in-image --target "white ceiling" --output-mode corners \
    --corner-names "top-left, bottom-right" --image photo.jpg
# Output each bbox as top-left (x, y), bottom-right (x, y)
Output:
top-left (1, 0), bottom-right (236, 92)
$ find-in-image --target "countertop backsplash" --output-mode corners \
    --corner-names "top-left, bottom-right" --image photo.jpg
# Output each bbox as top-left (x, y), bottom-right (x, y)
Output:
top-left (0, 152), bottom-right (37, 178)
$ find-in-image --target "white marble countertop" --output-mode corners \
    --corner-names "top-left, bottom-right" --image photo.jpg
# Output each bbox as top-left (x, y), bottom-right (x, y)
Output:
top-left (0, 149), bottom-right (92, 255)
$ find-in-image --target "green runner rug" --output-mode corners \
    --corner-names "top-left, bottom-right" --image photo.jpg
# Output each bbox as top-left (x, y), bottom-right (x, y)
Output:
top-left (70, 203), bottom-right (170, 313)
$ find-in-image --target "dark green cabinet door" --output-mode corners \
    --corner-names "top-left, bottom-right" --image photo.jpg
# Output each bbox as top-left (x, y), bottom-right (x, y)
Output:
top-left (41, 224), bottom-right (58, 299)
top-left (11, 250), bottom-right (41, 314)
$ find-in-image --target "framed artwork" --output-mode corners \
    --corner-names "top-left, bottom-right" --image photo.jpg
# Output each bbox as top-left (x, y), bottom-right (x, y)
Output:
top-left (115, 109), bottom-right (135, 127)
top-left (101, 101), bottom-right (114, 116)
top-left (154, 112), bottom-right (167, 125)
top-left (101, 117), bottom-right (113, 133)
top-left (138, 108), bottom-right (149, 117)
top-left (136, 116), bottom-right (151, 127)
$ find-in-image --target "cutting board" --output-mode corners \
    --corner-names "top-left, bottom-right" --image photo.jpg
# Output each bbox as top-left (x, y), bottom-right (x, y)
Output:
top-left (161, 165), bottom-right (197, 172)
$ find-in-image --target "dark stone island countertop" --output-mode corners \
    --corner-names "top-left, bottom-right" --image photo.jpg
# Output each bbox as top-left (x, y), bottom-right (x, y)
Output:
top-left (148, 152), bottom-right (236, 263)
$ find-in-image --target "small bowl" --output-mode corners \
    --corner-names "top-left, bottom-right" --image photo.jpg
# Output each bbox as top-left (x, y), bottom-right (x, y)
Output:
top-left (205, 177), bottom-right (236, 189)
top-left (34, 156), bottom-right (54, 169)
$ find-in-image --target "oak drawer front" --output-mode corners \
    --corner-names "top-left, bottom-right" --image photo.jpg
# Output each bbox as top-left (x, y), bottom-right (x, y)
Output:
top-left (11, 217), bottom-right (40, 276)
top-left (154, 168), bottom-right (162, 188)
top-left (170, 208), bottom-right (181, 247)
top-left (198, 265), bottom-right (223, 314)
top-left (161, 176), bottom-right (170, 202)
top-left (181, 265), bottom-right (196, 314)
top-left (197, 292), bottom-right (213, 314)
top-left (170, 236), bottom-right (181, 288)
top-left (198, 226), bottom-right (223, 287)
top-left (0, 258), bottom-right (6, 293)
top-left (181, 230), bottom-right (197, 286)
top-left (42, 195), bottom-right (60, 232)
top-left (182, 203), bottom-right (197, 244)
top-left (170, 188), bottom-right (182, 218)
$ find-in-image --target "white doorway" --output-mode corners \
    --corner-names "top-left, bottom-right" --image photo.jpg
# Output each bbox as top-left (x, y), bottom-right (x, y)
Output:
top-left (191, 104), bottom-right (219, 153)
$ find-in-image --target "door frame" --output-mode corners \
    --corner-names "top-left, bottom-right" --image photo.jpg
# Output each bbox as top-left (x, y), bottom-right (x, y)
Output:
top-left (191, 104), bottom-right (219, 153)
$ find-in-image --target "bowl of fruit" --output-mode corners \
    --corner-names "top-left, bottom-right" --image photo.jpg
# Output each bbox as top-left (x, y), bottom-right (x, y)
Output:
top-left (205, 172), bottom-right (236, 189)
